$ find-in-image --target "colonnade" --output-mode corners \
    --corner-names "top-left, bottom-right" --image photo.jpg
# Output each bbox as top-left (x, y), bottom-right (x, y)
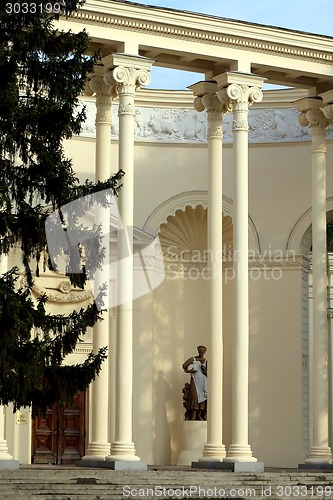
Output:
top-left (190, 74), bottom-right (264, 466)
top-left (83, 68), bottom-right (114, 461)
top-left (0, 53), bottom-right (330, 469)
top-left (82, 61), bottom-right (268, 468)
top-left (78, 52), bottom-right (333, 468)
top-left (81, 54), bottom-right (154, 467)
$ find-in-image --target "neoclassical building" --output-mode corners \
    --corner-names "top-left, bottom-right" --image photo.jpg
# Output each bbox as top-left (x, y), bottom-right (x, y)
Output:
top-left (2, 0), bottom-right (333, 469)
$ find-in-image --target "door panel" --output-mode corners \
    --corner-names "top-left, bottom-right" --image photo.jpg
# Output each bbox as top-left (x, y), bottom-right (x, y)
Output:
top-left (32, 392), bottom-right (85, 464)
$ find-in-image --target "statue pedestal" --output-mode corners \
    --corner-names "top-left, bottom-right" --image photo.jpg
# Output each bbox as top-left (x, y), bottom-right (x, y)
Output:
top-left (177, 420), bottom-right (207, 465)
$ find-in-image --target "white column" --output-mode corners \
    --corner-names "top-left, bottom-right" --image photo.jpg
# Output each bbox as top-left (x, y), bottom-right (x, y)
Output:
top-left (105, 55), bottom-right (153, 462)
top-left (328, 307), bottom-right (333, 449)
top-left (0, 255), bottom-right (18, 468)
top-left (189, 81), bottom-right (228, 461)
top-left (217, 73), bottom-right (263, 463)
top-left (82, 74), bottom-right (114, 460)
top-left (0, 256), bottom-right (12, 461)
top-left (0, 407), bottom-right (13, 461)
top-left (297, 98), bottom-right (331, 463)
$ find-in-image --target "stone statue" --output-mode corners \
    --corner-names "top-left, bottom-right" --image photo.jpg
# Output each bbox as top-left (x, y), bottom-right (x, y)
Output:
top-left (182, 345), bottom-right (207, 421)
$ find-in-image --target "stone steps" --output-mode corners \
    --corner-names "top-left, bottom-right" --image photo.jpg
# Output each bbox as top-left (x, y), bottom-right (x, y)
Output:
top-left (0, 466), bottom-right (332, 499)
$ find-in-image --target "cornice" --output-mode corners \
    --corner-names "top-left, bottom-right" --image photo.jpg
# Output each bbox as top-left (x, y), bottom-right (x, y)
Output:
top-left (68, 0), bottom-right (333, 64)
top-left (81, 88), bottom-right (309, 109)
top-left (261, 89), bottom-right (308, 108)
top-left (73, 344), bottom-right (93, 354)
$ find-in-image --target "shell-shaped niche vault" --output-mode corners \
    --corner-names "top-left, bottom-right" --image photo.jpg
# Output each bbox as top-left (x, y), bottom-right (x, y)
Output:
top-left (158, 205), bottom-right (233, 260)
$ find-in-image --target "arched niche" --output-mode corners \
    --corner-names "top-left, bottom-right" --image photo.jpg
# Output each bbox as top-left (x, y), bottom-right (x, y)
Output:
top-left (143, 190), bottom-right (260, 254)
top-left (158, 204), bottom-right (233, 261)
top-left (287, 197), bottom-right (333, 255)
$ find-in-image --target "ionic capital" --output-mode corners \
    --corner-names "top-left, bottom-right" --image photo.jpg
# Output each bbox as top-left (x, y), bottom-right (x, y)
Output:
top-left (104, 65), bottom-right (151, 98)
top-left (217, 84), bottom-right (262, 133)
top-left (194, 93), bottom-right (229, 138)
top-left (299, 108), bottom-right (329, 129)
top-left (103, 55), bottom-right (153, 106)
top-left (217, 83), bottom-right (263, 111)
top-left (195, 93), bottom-right (228, 116)
top-left (87, 76), bottom-right (116, 125)
top-left (298, 108), bottom-right (329, 153)
top-left (89, 76), bottom-right (116, 102)
top-left (217, 83), bottom-right (263, 113)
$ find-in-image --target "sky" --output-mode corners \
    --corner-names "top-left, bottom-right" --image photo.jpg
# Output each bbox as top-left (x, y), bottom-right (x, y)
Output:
top-left (124, 0), bottom-right (333, 90)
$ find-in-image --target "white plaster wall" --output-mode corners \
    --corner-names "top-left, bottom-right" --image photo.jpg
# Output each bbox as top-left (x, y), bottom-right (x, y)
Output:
top-left (128, 266), bottom-right (305, 467)
top-left (149, 274), bottom-right (211, 465)
top-left (64, 136), bottom-right (333, 257)
top-left (249, 268), bottom-right (304, 467)
top-left (132, 290), bottom-right (154, 464)
top-left (130, 273), bottom-right (235, 465)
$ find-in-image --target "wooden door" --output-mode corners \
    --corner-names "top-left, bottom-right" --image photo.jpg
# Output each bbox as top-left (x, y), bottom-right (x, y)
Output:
top-left (31, 392), bottom-right (85, 464)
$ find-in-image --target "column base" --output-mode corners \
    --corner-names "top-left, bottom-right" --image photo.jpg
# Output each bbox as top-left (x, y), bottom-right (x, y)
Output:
top-left (192, 461), bottom-right (264, 473)
top-left (77, 459), bottom-right (147, 470)
top-left (0, 459), bottom-right (19, 470)
top-left (299, 463), bottom-right (333, 470)
top-left (0, 440), bottom-right (19, 468)
top-left (0, 441), bottom-right (13, 460)
top-left (305, 447), bottom-right (332, 464)
top-left (224, 444), bottom-right (257, 462)
top-left (197, 443), bottom-right (226, 462)
top-left (107, 441), bottom-right (141, 462)
top-left (82, 441), bottom-right (111, 461)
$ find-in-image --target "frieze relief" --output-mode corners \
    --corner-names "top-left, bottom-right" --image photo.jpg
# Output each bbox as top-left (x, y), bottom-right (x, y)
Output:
top-left (79, 99), bottom-right (333, 144)
top-left (32, 280), bottom-right (93, 303)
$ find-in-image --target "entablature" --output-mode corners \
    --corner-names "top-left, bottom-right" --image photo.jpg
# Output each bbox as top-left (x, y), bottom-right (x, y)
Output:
top-left (58, 0), bottom-right (333, 93)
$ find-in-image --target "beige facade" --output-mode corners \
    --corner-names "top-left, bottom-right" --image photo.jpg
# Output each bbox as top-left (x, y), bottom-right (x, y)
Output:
top-left (3, 0), bottom-right (333, 469)
top-left (62, 91), bottom-right (318, 467)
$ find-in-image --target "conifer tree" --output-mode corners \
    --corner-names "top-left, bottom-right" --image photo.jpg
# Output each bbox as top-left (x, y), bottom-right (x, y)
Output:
top-left (0, 0), bottom-right (121, 413)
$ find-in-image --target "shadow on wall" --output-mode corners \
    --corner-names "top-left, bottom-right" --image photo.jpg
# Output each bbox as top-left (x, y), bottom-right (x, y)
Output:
top-left (154, 370), bottom-right (172, 464)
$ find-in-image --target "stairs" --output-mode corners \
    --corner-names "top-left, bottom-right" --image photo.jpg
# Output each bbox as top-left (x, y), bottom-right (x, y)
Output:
top-left (0, 465), bottom-right (333, 499)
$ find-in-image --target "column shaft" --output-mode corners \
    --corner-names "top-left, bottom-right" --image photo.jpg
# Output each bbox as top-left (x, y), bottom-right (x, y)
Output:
top-left (0, 406), bottom-right (13, 460)
top-left (105, 56), bottom-right (153, 462)
top-left (207, 112), bottom-right (224, 452)
top-left (233, 107), bottom-right (250, 447)
top-left (217, 79), bottom-right (263, 463)
top-left (189, 85), bottom-right (227, 462)
top-left (0, 256), bottom-right (18, 467)
top-left (0, 256), bottom-right (12, 460)
top-left (312, 135), bottom-right (328, 451)
top-left (115, 87), bottom-right (136, 449)
top-left (83, 76), bottom-right (113, 459)
top-left (328, 308), bottom-right (333, 449)
top-left (297, 101), bottom-right (331, 463)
